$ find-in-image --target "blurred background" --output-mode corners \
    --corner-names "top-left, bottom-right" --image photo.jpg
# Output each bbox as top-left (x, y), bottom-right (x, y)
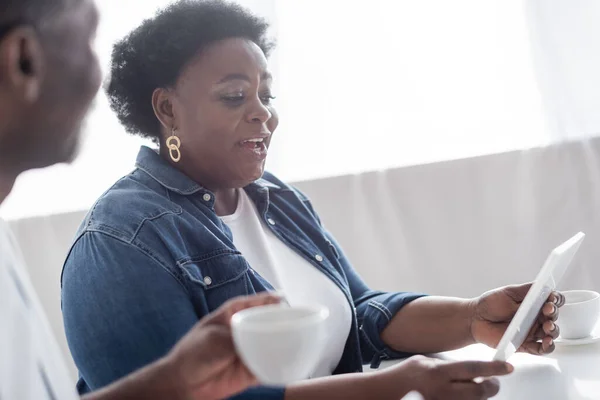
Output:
top-left (4, 0), bottom-right (600, 218)
top-left (4, 0), bottom-right (600, 379)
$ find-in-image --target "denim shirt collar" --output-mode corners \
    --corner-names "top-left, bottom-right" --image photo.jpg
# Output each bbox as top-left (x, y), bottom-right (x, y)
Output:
top-left (135, 146), bottom-right (281, 198)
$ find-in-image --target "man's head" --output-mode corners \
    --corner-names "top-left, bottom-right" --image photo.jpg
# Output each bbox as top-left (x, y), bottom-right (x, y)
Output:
top-left (0, 0), bottom-right (101, 176)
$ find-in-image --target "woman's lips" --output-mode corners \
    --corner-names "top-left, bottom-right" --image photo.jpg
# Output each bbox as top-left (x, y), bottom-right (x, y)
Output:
top-left (239, 137), bottom-right (268, 159)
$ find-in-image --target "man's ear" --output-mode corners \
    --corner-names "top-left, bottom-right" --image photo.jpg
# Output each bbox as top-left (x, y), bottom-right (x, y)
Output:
top-left (0, 26), bottom-right (45, 103)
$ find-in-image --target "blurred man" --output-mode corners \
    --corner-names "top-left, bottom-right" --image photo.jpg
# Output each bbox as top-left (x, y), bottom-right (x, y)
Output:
top-left (0, 0), bottom-right (280, 399)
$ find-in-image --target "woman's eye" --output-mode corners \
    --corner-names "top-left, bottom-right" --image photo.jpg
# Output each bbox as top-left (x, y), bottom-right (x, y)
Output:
top-left (221, 93), bottom-right (245, 105)
top-left (260, 94), bottom-right (277, 105)
top-left (221, 92), bottom-right (276, 107)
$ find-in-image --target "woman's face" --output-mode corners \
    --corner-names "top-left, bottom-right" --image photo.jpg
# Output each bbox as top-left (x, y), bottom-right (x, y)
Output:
top-left (160, 38), bottom-right (278, 190)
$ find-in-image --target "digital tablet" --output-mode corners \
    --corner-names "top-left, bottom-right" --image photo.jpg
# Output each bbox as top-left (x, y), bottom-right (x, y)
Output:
top-left (493, 232), bottom-right (585, 361)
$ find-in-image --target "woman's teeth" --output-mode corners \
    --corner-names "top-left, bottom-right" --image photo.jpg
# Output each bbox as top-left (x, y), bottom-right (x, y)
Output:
top-left (242, 138), bottom-right (265, 148)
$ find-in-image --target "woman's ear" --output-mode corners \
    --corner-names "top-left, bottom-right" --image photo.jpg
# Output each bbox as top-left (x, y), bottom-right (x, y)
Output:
top-left (151, 87), bottom-right (177, 131)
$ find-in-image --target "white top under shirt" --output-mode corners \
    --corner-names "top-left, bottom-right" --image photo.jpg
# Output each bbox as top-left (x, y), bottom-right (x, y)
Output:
top-left (220, 189), bottom-right (352, 379)
top-left (0, 219), bottom-right (77, 400)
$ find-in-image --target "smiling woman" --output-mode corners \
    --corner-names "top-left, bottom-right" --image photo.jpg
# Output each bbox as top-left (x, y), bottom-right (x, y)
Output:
top-left (60, 1), bottom-right (424, 397)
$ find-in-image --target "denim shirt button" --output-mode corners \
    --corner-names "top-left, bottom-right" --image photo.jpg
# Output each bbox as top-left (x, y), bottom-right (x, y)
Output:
top-left (202, 193), bottom-right (212, 202)
top-left (267, 218), bottom-right (276, 226)
top-left (203, 276), bottom-right (213, 286)
top-left (315, 254), bottom-right (324, 262)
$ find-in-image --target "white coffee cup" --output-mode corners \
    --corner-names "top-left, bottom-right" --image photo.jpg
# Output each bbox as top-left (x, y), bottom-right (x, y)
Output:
top-left (557, 290), bottom-right (600, 339)
top-left (231, 304), bottom-right (329, 385)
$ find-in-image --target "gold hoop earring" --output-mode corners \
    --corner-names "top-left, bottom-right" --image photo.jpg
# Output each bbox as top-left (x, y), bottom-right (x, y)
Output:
top-left (167, 128), bottom-right (181, 163)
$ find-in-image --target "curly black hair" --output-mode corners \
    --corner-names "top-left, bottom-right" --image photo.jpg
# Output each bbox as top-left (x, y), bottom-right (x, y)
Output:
top-left (106, 0), bottom-right (274, 141)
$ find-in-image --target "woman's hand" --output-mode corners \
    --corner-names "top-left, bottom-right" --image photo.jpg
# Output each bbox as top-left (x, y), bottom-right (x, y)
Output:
top-left (165, 292), bottom-right (283, 400)
top-left (377, 355), bottom-right (513, 400)
top-left (470, 283), bottom-right (565, 355)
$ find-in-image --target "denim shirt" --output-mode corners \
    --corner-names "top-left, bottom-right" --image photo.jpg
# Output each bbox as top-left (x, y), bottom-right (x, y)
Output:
top-left (61, 146), bottom-right (426, 398)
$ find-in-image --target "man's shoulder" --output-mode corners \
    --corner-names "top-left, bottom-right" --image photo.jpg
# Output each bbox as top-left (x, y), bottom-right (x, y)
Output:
top-left (0, 221), bottom-right (78, 400)
top-left (0, 219), bottom-right (18, 253)
top-left (0, 219), bottom-right (25, 277)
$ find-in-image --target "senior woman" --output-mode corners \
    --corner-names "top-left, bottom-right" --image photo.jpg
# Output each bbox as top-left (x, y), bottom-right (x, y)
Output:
top-left (61, 1), bottom-right (563, 399)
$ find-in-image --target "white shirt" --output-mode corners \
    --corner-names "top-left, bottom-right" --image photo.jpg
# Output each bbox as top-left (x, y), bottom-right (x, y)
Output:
top-left (0, 220), bottom-right (77, 400)
top-left (220, 189), bottom-right (352, 378)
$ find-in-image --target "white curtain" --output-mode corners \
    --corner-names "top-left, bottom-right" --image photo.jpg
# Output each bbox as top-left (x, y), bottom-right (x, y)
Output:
top-left (525, 0), bottom-right (600, 140)
top-left (2, 0), bottom-right (600, 217)
top-left (271, 0), bottom-right (550, 181)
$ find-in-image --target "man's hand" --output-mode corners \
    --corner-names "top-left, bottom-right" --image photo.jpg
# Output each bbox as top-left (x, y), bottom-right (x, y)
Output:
top-left (82, 293), bottom-right (283, 400)
top-left (165, 293), bottom-right (283, 400)
top-left (470, 283), bottom-right (565, 355)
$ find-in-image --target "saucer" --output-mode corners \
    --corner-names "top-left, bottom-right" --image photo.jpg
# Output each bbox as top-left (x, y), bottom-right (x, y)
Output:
top-left (555, 332), bottom-right (600, 346)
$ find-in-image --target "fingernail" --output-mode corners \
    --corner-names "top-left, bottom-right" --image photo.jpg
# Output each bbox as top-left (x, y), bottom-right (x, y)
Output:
top-left (549, 322), bottom-right (556, 332)
top-left (506, 363), bottom-right (514, 373)
top-left (549, 339), bottom-right (554, 346)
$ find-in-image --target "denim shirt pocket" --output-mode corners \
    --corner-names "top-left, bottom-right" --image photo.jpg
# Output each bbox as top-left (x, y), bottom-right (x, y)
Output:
top-left (325, 239), bottom-right (340, 259)
top-left (178, 250), bottom-right (251, 311)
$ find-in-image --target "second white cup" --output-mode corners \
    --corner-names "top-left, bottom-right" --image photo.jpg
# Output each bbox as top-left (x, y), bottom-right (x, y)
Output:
top-left (557, 290), bottom-right (600, 339)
